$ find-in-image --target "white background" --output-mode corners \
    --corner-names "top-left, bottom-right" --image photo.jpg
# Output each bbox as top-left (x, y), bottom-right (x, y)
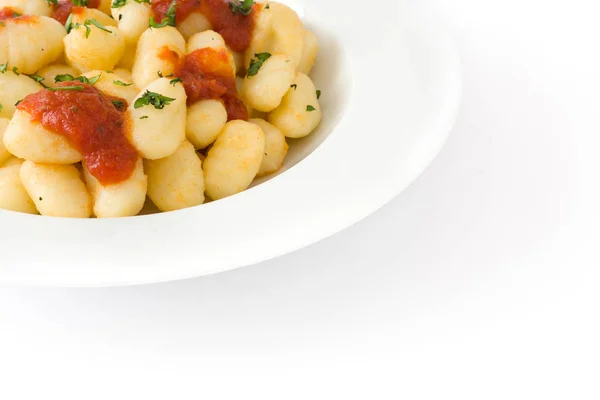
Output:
top-left (1, 0), bottom-right (599, 398)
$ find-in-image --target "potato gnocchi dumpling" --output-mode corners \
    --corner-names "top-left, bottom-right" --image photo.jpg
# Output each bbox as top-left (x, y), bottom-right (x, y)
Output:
top-left (0, 71), bottom-right (44, 118)
top-left (186, 99), bottom-right (228, 150)
top-left (241, 54), bottom-right (295, 112)
top-left (64, 18), bottom-right (125, 72)
top-left (111, 0), bottom-right (152, 45)
top-left (249, 118), bottom-right (288, 177)
top-left (204, 120), bottom-right (265, 200)
top-left (129, 77), bottom-right (187, 159)
top-left (132, 26), bottom-right (185, 89)
top-left (80, 70), bottom-right (138, 103)
top-left (145, 140), bottom-right (205, 212)
top-left (35, 64), bottom-right (80, 88)
top-left (268, 72), bottom-right (322, 138)
top-left (20, 161), bottom-right (92, 218)
top-left (0, 158), bottom-right (37, 214)
top-left (0, 16), bottom-right (65, 74)
top-left (84, 158), bottom-right (147, 218)
top-left (0, 117), bottom-right (11, 166)
top-left (0, 1), bottom-right (322, 217)
top-left (3, 110), bottom-right (82, 164)
top-left (178, 11), bottom-right (212, 41)
top-left (0, 0), bottom-right (52, 17)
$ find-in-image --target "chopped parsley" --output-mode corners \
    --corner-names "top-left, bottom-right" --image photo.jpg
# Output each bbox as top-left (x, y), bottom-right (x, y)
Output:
top-left (0, 104), bottom-right (2, 112)
top-left (111, 0), bottom-right (127, 7)
top-left (12, 67), bottom-right (19, 75)
top-left (14, 100), bottom-right (22, 106)
top-left (134, 91), bottom-right (175, 109)
top-left (229, 0), bottom-right (254, 15)
top-left (306, 105), bottom-right (316, 112)
top-left (65, 13), bottom-right (74, 32)
top-left (247, 52), bottom-right (271, 77)
top-left (45, 0), bottom-right (58, 5)
top-left (169, 77), bottom-right (182, 86)
top-left (72, 0), bottom-right (89, 6)
top-left (54, 74), bottom-right (101, 85)
top-left (112, 100), bottom-right (125, 110)
top-left (27, 74), bottom-right (48, 88)
top-left (265, 4), bottom-right (270, 9)
top-left (0, 63), bottom-right (7, 73)
top-left (139, 115), bottom-right (149, 119)
top-left (157, 71), bottom-right (174, 78)
top-left (113, 80), bottom-right (132, 86)
top-left (149, 0), bottom-right (176, 28)
top-left (47, 86), bottom-right (85, 91)
top-left (290, 84), bottom-right (297, 90)
top-left (316, 90), bottom-right (321, 99)
top-left (67, 18), bottom-right (112, 38)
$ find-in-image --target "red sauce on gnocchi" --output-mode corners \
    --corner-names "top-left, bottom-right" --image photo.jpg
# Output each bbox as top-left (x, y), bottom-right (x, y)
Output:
top-left (152, 0), bottom-right (201, 24)
top-left (176, 47), bottom-right (248, 121)
top-left (200, 0), bottom-right (260, 52)
top-left (17, 82), bottom-right (138, 185)
top-left (52, 0), bottom-right (101, 25)
top-left (0, 7), bottom-right (21, 20)
top-left (151, 0), bottom-right (260, 52)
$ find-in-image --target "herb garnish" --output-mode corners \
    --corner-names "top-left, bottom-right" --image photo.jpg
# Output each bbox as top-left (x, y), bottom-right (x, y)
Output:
top-left (47, 86), bottom-right (85, 91)
top-left (149, 0), bottom-right (176, 28)
top-left (113, 80), bottom-right (132, 86)
top-left (27, 74), bottom-right (48, 88)
top-left (134, 91), bottom-right (175, 109)
top-left (247, 52), bottom-right (271, 77)
top-left (54, 74), bottom-right (101, 85)
top-left (229, 0), bottom-right (254, 15)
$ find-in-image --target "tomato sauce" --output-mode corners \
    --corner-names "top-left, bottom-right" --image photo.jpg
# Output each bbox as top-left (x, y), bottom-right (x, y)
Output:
top-left (0, 7), bottom-right (21, 21)
top-left (151, 0), bottom-right (260, 52)
top-left (200, 0), bottom-right (259, 53)
top-left (18, 82), bottom-right (138, 185)
top-left (52, 0), bottom-right (101, 25)
top-left (152, 0), bottom-right (201, 25)
top-left (157, 46), bottom-right (182, 66)
top-left (176, 47), bottom-right (248, 121)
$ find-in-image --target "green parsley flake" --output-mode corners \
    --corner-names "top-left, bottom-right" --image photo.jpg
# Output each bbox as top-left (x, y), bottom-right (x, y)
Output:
top-left (113, 80), bottom-right (133, 86)
top-left (247, 53), bottom-right (271, 77)
top-left (134, 91), bottom-right (176, 110)
top-left (149, 0), bottom-right (176, 28)
top-left (230, 0), bottom-right (254, 15)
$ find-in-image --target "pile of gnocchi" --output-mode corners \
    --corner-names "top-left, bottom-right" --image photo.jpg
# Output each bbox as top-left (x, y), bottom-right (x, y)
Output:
top-left (0, 0), bottom-right (321, 218)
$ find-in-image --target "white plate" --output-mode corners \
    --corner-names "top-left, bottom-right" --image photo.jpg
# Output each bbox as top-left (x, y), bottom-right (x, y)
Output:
top-left (0, 0), bottom-right (461, 286)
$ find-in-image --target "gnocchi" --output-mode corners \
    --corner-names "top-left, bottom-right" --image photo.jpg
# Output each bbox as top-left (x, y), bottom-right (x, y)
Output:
top-left (204, 120), bottom-right (265, 200)
top-left (0, 1), bottom-right (322, 217)
top-left (145, 140), bottom-right (205, 212)
top-left (20, 160), bottom-right (92, 218)
top-left (0, 158), bottom-right (37, 214)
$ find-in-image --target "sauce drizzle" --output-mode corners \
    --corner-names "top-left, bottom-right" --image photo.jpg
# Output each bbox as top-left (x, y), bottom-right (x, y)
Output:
top-left (51, 0), bottom-right (101, 25)
top-left (175, 47), bottom-right (248, 121)
top-left (0, 7), bottom-right (21, 21)
top-left (151, 0), bottom-right (261, 52)
top-left (18, 82), bottom-right (138, 185)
